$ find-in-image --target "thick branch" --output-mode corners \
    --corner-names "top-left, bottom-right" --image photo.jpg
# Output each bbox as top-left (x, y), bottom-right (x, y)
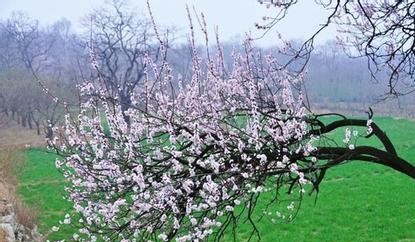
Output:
top-left (314, 146), bottom-right (415, 180)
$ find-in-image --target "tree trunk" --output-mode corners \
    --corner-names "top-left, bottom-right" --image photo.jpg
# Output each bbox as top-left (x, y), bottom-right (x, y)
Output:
top-left (35, 121), bottom-right (40, 135)
top-left (27, 114), bottom-right (33, 129)
top-left (21, 115), bottom-right (26, 127)
top-left (45, 122), bottom-right (54, 139)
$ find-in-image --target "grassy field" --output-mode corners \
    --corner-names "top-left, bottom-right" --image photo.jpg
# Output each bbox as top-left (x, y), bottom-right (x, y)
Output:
top-left (17, 117), bottom-right (415, 241)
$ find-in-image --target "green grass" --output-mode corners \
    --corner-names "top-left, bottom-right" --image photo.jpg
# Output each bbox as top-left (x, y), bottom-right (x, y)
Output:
top-left (18, 149), bottom-right (73, 241)
top-left (17, 117), bottom-right (415, 241)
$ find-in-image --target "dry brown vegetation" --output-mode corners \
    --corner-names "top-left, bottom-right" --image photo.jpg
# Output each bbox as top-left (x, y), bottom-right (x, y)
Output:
top-left (0, 228), bottom-right (7, 242)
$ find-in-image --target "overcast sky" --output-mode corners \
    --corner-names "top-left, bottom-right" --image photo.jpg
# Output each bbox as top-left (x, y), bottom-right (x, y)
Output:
top-left (0, 0), bottom-right (336, 46)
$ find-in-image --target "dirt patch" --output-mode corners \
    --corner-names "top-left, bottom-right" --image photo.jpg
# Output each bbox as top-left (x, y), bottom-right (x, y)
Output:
top-left (0, 123), bottom-right (45, 148)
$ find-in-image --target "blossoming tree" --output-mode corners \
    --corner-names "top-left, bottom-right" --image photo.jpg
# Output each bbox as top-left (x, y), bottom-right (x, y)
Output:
top-left (49, 32), bottom-right (415, 241)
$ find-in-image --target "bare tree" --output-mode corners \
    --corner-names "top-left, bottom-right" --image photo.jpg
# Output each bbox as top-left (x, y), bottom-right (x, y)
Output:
top-left (256, 0), bottom-right (415, 97)
top-left (0, 13), bottom-right (78, 138)
top-left (87, 0), bottom-right (162, 121)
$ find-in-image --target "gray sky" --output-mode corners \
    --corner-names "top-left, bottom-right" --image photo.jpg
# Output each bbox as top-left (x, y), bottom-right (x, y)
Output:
top-left (0, 0), bottom-right (336, 46)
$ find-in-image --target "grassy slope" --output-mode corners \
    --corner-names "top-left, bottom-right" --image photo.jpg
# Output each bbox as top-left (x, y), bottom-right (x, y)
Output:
top-left (18, 117), bottom-right (415, 241)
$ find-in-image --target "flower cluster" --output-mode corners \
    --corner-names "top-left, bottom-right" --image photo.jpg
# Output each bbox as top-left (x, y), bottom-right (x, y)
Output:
top-left (52, 39), bottom-right (319, 241)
